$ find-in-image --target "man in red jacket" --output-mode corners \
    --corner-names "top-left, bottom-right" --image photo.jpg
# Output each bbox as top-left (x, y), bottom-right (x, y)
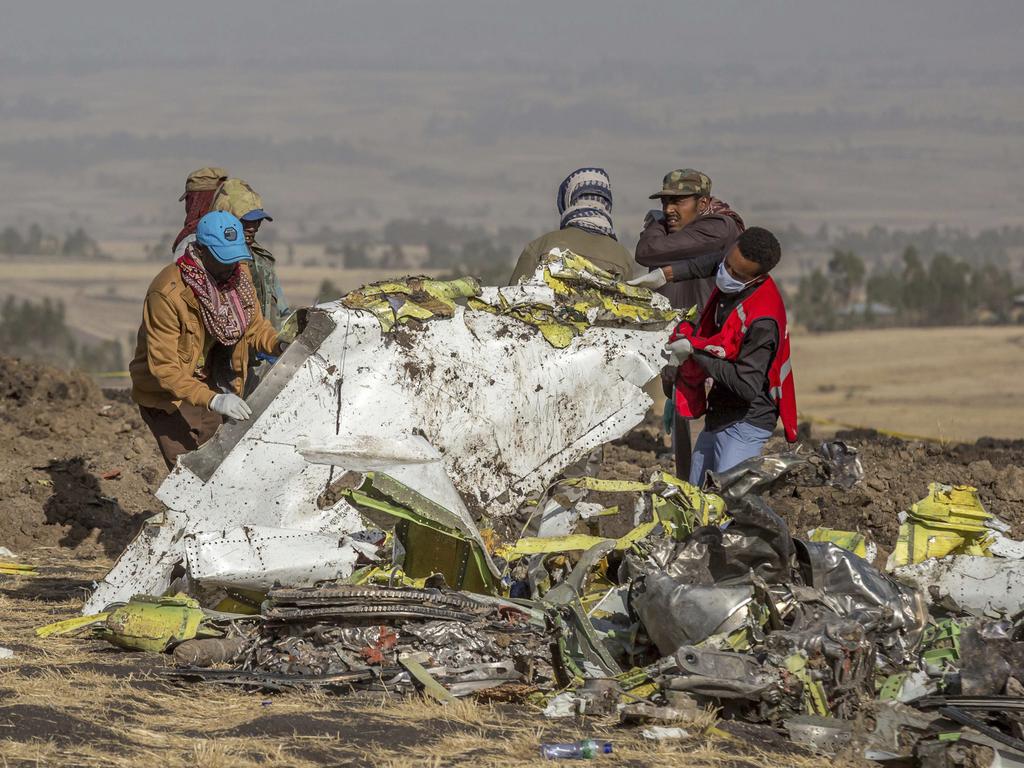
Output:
top-left (653, 226), bottom-right (797, 486)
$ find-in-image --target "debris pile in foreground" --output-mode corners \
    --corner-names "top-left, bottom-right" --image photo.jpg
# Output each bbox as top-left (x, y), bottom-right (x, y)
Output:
top-left (28, 253), bottom-right (1024, 765)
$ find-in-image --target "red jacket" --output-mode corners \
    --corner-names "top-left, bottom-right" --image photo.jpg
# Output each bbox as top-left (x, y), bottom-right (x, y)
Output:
top-left (670, 276), bottom-right (797, 442)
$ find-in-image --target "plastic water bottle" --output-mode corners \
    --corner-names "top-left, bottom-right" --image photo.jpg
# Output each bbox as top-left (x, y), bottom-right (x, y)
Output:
top-left (540, 739), bottom-right (613, 759)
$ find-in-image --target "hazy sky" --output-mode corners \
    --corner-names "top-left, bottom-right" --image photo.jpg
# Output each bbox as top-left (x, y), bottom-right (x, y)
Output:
top-left (5, 1), bottom-right (1022, 73)
top-left (2, 1), bottom-right (1023, 238)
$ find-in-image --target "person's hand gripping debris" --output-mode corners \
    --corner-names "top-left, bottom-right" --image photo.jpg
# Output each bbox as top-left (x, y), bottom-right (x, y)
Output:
top-left (662, 337), bottom-right (693, 366)
top-left (210, 393), bottom-right (252, 421)
top-left (627, 267), bottom-right (669, 290)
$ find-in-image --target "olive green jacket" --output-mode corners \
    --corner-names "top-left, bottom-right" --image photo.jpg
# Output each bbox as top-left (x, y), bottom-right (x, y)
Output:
top-left (508, 227), bottom-right (635, 285)
top-left (249, 241), bottom-right (290, 330)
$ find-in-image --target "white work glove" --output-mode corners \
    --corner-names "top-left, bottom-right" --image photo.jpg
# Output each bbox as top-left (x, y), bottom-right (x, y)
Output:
top-left (643, 209), bottom-right (666, 230)
top-left (662, 338), bottom-right (693, 366)
top-left (210, 393), bottom-right (252, 421)
top-left (627, 268), bottom-right (668, 290)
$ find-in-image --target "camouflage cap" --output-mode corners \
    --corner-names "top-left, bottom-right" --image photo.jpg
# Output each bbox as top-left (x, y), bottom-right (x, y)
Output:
top-left (211, 178), bottom-right (272, 221)
top-left (648, 168), bottom-right (712, 199)
top-left (179, 166), bottom-right (229, 200)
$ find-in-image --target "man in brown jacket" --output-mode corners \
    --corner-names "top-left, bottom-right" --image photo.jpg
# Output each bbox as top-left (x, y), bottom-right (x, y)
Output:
top-left (131, 211), bottom-right (283, 470)
top-left (633, 169), bottom-right (745, 312)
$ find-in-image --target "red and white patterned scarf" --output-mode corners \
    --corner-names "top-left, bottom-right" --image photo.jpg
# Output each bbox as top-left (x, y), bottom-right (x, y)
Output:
top-left (176, 246), bottom-right (257, 346)
top-left (702, 197), bottom-right (746, 232)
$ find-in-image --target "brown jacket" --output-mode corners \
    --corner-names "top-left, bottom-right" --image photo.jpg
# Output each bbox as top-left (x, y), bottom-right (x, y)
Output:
top-left (508, 227), bottom-right (635, 285)
top-left (635, 211), bottom-right (742, 312)
top-left (130, 261), bottom-right (279, 413)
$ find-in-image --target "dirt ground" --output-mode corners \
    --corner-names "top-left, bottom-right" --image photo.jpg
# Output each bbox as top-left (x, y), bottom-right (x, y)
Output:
top-left (0, 356), bottom-right (167, 556)
top-left (1, 354), bottom-right (1021, 766)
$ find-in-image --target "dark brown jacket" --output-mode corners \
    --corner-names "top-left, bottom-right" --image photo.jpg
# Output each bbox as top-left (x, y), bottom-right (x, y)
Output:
top-left (635, 211), bottom-right (742, 312)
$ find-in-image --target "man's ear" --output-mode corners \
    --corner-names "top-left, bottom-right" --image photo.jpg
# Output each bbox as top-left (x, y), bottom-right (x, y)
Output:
top-left (697, 196), bottom-right (711, 214)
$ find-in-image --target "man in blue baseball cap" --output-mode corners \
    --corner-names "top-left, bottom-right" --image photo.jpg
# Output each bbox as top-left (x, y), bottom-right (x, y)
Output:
top-left (129, 210), bottom-right (285, 470)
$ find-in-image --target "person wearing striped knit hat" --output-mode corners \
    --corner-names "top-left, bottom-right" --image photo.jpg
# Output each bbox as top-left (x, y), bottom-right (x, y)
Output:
top-left (508, 167), bottom-right (634, 284)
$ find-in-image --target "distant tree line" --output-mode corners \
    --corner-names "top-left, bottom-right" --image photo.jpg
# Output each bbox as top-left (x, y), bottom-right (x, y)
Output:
top-left (0, 297), bottom-right (124, 372)
top-left (772, 222), bottom-right (1024, 267)
top-left (793, 246), bottom-right (1018, 331)
top-left (317, 217), bottom-right (531, 286)
top-left (0, 223), bottom-right (108, 259)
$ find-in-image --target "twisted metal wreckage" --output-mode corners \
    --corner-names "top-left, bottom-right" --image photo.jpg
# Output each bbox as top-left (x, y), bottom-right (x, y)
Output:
top-left (52, 252), bottom-right (1024, 763)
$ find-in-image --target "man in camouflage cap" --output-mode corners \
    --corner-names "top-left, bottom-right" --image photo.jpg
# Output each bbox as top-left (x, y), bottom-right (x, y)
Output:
top-left (173, 166), bottom-right (229, 255)
top-left (632, 168), bottom-right (745, 312)
top-left (211, 178), bottom-right (290, 331)
top-left (650, 168), bottom-right (713, 201)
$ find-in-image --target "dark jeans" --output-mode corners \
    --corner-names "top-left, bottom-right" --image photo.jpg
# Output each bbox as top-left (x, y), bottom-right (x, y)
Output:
top-left (139, 403), bottom-right (223, 471)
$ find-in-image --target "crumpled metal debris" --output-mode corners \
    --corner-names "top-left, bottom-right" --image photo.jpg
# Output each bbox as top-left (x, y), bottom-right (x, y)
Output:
top-left (634, 578), bottom-right (755, 654)
top-left (704, 452), bottom-right (807, 503)
top-left (794, 539), bottom-right (928, 663)
top-left (209, 583), bottom-right (555, 700)
top-left (620, 478), bottom-right (934, 726)
top-left (341, 276), bottom-right (481, 333)
top-left (784, 714), bottom-right (853, 755)
top-left (653, 645), bottom-right (780, 700)
top-left (818, 441), bottom-right (864, 490)
top-left (629, 497), bottom-right (795, 656)
top-left (959, 622), bottom-right (1024, 697)
top-left (43, 263), bottom-right (1023, 768)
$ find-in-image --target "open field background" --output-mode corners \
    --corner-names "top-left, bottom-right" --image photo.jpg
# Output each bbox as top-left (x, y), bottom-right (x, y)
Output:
top-left (792, 325), bottom-right (1024, 443)
top-left (0, 255), bottom-right (441, 346)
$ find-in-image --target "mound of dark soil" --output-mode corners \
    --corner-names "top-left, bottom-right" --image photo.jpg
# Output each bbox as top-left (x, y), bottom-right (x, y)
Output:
top-left (0, 356), bottom-right (166, 556)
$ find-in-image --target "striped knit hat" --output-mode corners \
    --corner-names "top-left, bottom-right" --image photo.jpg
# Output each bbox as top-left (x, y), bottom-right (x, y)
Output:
top-left (557, 167), bottom-right (615, 238)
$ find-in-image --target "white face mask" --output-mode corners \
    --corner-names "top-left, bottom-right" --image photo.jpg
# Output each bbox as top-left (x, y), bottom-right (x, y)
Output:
top-left (715, 261), bottom-right (757, 294)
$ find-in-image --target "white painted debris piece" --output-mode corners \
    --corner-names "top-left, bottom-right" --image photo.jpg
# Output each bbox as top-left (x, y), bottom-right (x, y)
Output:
top-left (893, 555), bottom-right (1024, 617)
top-left (642, 726), bottom-right (691, 741)
top-left (84, 261), bottom-right (672, 613)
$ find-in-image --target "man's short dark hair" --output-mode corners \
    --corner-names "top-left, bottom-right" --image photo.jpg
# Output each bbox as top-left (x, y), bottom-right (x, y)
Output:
top-left (736, 226), bottom-right (781, 274)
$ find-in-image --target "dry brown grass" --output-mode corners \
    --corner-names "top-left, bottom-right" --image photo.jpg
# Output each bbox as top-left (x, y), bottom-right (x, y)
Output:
top-left (792, 325), bottom-right (1024, 442)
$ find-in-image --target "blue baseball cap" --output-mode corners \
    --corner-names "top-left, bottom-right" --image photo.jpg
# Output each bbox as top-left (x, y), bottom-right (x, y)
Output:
top-left (240, 208), bottom-right (273, 222)
top-left (196, 211), bottom-right (252, 264)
